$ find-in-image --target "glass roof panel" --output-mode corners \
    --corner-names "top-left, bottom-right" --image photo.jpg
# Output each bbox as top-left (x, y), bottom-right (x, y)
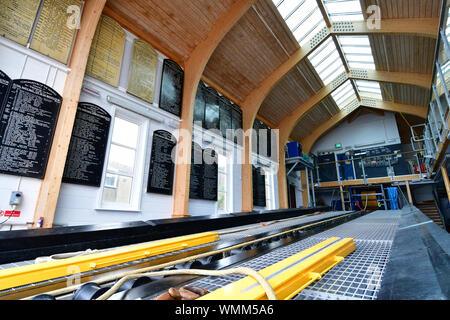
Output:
top-left (308, 37), bottom-right (346, 85)
top-left (356, 80), bottom-right (382, 99)
top-left (273, 0), bottom-right (326, 47)
top-left (323, 0), bottom-right (364, 22)
top-left (339, 35), bottom-right (376, 70)
top-left (331, 80), bottom-right (357, 109)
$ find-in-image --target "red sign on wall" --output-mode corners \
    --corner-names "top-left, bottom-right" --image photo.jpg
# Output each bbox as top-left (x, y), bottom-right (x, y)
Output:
top-left (0, 211), bottom-right (20, 217)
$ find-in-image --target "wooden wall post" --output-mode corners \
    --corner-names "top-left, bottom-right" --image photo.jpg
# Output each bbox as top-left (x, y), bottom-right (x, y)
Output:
top-left (405, 180), bottom-right (413, 204)
top-left (300, 170), bottom-right (309, 208)
top-left (32, 0), bottom-right (106, 228)
top-left (441, 165), bottom-right (450, 205)
top-left (172, 0), bottom-right (255, 217)
top-left (276, 130), bottom-right (289, 209)
top-left (339, 185), bottom-right (346, 211)
top-left (241, 111), bottom-right (255, 212)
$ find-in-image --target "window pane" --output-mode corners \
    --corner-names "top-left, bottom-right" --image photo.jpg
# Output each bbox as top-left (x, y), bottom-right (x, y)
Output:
top-left (104, 173), bottom-right (118, 188)
top-left (217, 192), bottom-right (226, 211)
top-left (273, 0), bottom-right (326, 47)
top-left (218, 173), bottom-right (226, 192)
top-left (102, 175), bottom-right (133, 204)
top-left (112, 117), bottom-right (139, 148)
top-left (107, 144), bottom-right (136, 176)
top-left (324, 0), bottom-right (363, 22)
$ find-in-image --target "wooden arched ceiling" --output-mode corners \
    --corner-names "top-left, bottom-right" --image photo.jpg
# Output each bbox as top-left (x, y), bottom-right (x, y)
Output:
top-left (258, 59), bottom-right (323, 124)
top-left (103, 0), bottom-right (443, 144)
top-left (369, 35), bottom-right (437, 73)
top-left (381, 83), bottom-right (431, 107)
top-left (104, 0), bottom-right (240, 64)
top-left (291, 97), bottom-right (341, 140)
top-left (262, 31), bottom-right (437, 127)
top-left (202, 0), bottom-right (299, 102)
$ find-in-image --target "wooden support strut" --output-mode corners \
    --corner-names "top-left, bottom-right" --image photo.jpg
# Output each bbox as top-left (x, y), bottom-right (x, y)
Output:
top-left (405, 180), bottom-right (413, 204)
top-left (441, 165), bottom-right (450, 206)
top-left (32, 0), bottom-right (107, 228)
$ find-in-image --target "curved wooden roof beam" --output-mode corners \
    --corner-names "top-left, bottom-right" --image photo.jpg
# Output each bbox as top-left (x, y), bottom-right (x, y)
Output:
top-left (172, 0), bottom-right (256, 217)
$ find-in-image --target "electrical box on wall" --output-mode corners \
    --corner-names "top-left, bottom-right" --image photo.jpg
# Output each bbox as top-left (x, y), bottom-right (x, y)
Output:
top-left (9, 191), bottom-right (23, 206)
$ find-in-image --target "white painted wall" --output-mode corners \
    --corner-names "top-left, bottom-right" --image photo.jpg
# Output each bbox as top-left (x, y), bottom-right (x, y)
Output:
top-left (0, 36), bottom-right (69, 231)
top-left (311, 112), bottom-right (401, 154)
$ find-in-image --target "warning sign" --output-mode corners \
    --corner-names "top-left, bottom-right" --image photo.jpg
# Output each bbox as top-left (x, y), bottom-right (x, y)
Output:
top-left (0, 210), bottom-right (20, 217)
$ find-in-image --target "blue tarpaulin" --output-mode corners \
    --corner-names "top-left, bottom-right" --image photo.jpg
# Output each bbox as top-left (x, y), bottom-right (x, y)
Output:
top-left (387, 187), bottom-right (399, 210)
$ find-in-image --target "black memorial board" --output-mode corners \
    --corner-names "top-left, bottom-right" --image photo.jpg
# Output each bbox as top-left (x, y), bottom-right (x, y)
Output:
top-left (62, 103), bottom-right (111, 187)
top-left (159, 59), bottom-right (183, 117)
top-left (0, 70), bottom-right (11, 109)
top-left (204, 86), bottom-right (220, 131)
top-left (231, 104), bottom-right (243, 145)
top-left (0, 79), bottom-right (62, 179)
top-left (189, 142), bottom-right (204, 200)
top-left (253, 166), bottom-right (266, 207)
top-left (219, 96), bottom-right (232, 139)
top-left (147, 130), bottom-right (177, 195)
top-left (203, 148), bottom-right (218, 201)
top-left (231, 104), bottom-right (242, 131)
top-left (193, 81), bottom-right (206, 127)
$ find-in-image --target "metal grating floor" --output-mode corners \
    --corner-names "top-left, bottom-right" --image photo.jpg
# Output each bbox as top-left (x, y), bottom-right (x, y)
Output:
top-left (189, 210), bottom-right (403, 300)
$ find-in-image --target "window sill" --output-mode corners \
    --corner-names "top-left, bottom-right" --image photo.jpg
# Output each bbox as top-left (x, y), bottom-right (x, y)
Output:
top-left (94, 207), bottom-right (141, 213)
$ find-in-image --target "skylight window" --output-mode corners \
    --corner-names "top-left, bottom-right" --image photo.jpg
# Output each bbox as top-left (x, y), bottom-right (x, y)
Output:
top-left (446, 6), bottom-right (450, 43)
top-left (272, 0), bottom-right (326, 47)
top-left (323, 0), bottom-right (364, 22)
top-left (308, 37), bottom-right (346, 85)
top-left (331, 80), bottom-right (357, 108)
top-left (339, 36), bottom-right (376, 70)
top-left (356, 80), bottom-right (382, 99)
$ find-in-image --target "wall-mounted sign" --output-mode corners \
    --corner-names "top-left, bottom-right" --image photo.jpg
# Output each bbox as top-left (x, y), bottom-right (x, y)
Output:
top-left (0, 0), bottom-right (41, 46)
top-left (63, 102), bottom-right (112, 187)
top-left (203, 148), bottom-right (218, 201)
top-left (30, 0), bottom-right (83, 64)
top-left (0, 77), bottom-right (62, 178)
top-left (127, 39), bottom-right (158, 104)
top-left (189, 142), bottom-right (204, 200)
top-left (85, 15), bottom-right (126, 88)
top-left (147, 130), bottom-right (176, 195)
top-left (159, 59), bottom-right (183, 117)
top-left (253, 166), bottom-right (266, 207)
top-left (335, 143), bottom-right (343, 149)
top-left (189, 144), bottom-right (218, 201)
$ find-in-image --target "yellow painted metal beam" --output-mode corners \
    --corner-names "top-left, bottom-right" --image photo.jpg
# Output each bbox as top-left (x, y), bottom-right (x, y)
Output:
top-left (0, 232), bottom-right (219, 291)
top-left (199, 237), bottom-right (355, 300)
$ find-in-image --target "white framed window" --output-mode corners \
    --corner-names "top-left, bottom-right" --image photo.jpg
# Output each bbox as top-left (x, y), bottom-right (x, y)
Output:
top-left (263, 167), bottom-right (277, 211)
top-left (217, 153), bottom-right (229, 214)
top-left (98, 107), bottom-right (148, 211)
